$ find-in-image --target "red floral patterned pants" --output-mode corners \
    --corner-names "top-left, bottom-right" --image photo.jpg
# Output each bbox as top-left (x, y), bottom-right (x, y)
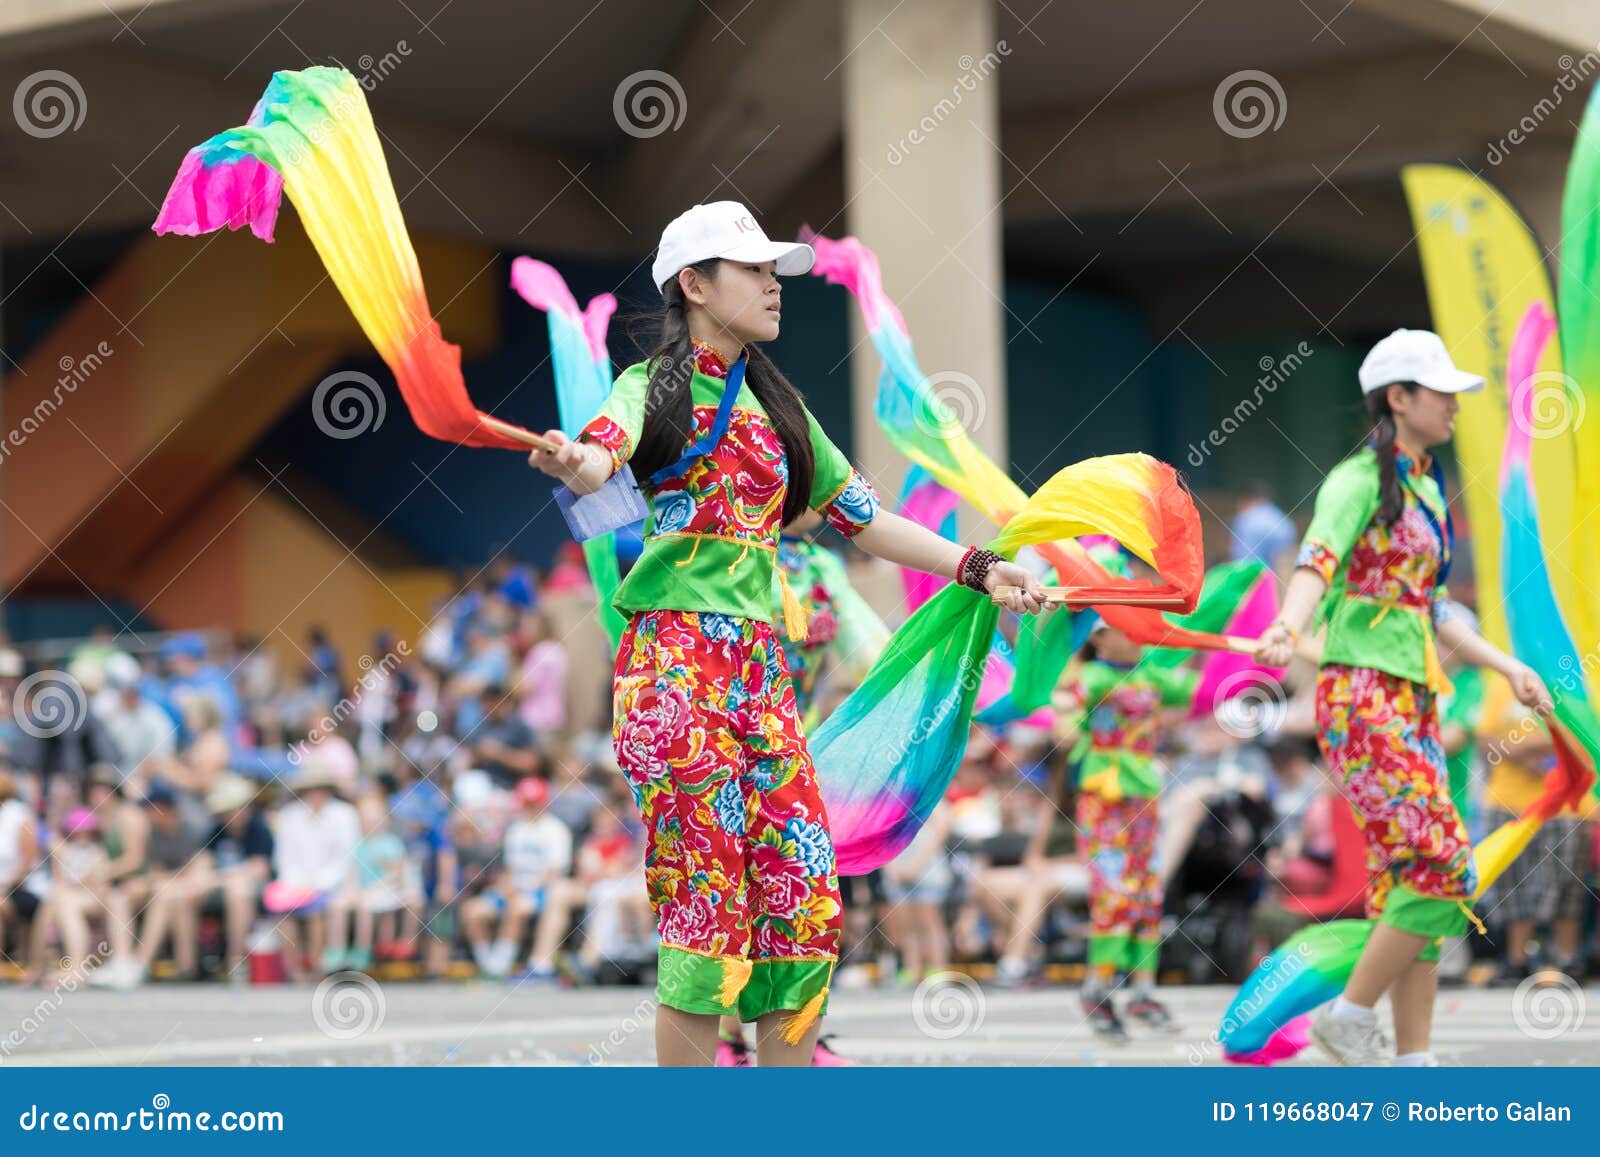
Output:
top-left (612, 609), bottom-right (840, 1019)
top-left (1316, 664), bottom-right (1477, 933)
top-left (1077, 792), bottom-right (1162, 971)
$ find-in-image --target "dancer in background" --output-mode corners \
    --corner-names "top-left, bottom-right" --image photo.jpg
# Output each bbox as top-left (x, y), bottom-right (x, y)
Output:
top-left (1066, 616), bottom-right (1198, 1041)
top-left (1256, 329), bottom-right (1551, 1067)
top-left (529, 201), bottom-right (1045, 1066)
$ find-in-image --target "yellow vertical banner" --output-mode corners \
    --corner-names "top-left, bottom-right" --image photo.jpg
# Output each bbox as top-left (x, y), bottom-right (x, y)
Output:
top-left (1400, 164), bottom-right (1578, 655)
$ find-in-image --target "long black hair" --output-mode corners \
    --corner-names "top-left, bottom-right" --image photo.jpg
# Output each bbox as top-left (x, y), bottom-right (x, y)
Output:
top-left (628, 259), bottom-right (816, 525)
top-left (1365, 381), bottom-right (1420, 524)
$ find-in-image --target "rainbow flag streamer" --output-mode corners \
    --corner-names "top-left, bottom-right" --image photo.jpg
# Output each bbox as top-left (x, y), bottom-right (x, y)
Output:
top-left (153, 66), bottom-right (541, 451)
top-left (814, 453), bottom-right (1203, 874)
top-left (1499, 302), bottom-right (1600, 797)
top-left (1186, 564), bottom-right (1282, 718)
top-left (1400, 164), bottom-right (1581, 660)
top-left (509, 257), bottom-right (629, 650)
top-left (804, 229), bottom-right (1233, 654)
top-left (897, 466), bottom-right (960, 612)
top-left (1557, 87), bottom-right (1600, 694)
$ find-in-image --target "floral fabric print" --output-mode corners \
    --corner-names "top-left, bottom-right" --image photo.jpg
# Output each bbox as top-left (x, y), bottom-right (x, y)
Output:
top-left (1077, 792), bottom-right (1162, 969)
top-left (612, 608), bottom-right (840, 1014)
top-left (576, 350), bottom-right (879, 623)
top-left (1297, 443), bottom-right (1454, 687)
top-left (1315, 662), bottom-right (1477, 917)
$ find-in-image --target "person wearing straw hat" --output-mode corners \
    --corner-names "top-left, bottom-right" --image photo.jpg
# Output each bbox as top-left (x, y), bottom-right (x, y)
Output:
top-left (270, 765), bottom-right (360, 980)
top-left (1256, 329), bottom-right (1552, 1067)
top-left (528, 200), bottom-right (1047, 1066)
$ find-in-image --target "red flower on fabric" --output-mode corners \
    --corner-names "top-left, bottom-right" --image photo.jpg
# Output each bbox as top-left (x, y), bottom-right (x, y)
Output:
top-left (615, 684), bottom-right (692, 780)
top-left (750, 841), bottom-right (809, 918)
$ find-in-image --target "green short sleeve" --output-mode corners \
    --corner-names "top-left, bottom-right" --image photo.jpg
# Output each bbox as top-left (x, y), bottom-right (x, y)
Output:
top-left (579, 361), bottom-right (651, 470)
top-left (804, 405), bottom-right (880, 538)
top-left (1296, 453), bottom-right (1379, 583)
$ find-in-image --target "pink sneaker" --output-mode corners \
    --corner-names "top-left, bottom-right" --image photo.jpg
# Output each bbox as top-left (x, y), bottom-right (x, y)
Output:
top-left (715, 1035), bottom-right (752, 1067)
top-left (811, 1036), bottom-right (855, 1066)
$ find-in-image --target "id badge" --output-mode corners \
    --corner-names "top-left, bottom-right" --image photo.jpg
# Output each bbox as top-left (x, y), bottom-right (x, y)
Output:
top-left (554, 464), bottom-right (648, 541)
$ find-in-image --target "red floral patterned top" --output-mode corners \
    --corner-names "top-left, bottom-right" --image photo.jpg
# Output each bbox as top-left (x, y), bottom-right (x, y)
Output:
top-left (579, 340), bottom-right (880, 622)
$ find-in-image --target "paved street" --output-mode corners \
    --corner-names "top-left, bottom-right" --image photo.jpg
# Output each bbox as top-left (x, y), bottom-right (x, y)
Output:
top-left (1, 978), bottom-right (1593, 1067)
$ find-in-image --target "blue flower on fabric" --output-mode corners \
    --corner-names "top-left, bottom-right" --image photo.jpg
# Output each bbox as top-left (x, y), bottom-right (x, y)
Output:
top-left (653, 491), bottom-right (697, 535)
top-left (749, 757), bottom-right (782, 793)
top-left (714, 778), bottom-right (747, 837)
top-left (725, 676), bottom-right (749, 714)
top-left (831, 473), bottom-right (880, 525)
top-left (1093, 848), bottom-right (1127, 885)
top-left (699, 612), bottom-right (743, 644)
top-left (783, 818), bottom-right (835, 877)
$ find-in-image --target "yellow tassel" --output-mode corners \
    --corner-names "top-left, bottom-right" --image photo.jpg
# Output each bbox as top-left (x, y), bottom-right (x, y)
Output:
top-left (717, 956), bottom-right (752, 1007)
top-left (674, 536), bottom-right (703, 567)
top-left (1458, 900), bottom-right (1487, 938)
top-left (776, 568), bottom-right (809, 643)
top-left (725, 542), bottom-right (751, 573)
top-left (1422, 626), bottom-right (1455, 697)
top-left (778, 986), bottom-right (828, 1046)
top-left (1367, 602), bottom-right (1394, 628)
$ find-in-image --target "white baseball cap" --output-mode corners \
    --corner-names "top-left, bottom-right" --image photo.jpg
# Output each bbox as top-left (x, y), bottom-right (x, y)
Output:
top-left (651, 200), bottom-right (814, 296)
top-left (1358, 329), bottom-right (1484, 396)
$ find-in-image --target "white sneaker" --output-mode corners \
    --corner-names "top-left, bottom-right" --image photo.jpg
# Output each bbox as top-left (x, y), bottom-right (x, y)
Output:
top-left (1309, 1009), bottom-right (1394, 1066)
top-left (86, 958), bottom-right (144, 990)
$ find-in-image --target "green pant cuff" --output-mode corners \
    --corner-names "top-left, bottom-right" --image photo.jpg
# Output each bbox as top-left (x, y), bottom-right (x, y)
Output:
top-left (1417, 937), bottom-right (1443, 964)
top-left (1088, 934), bottom-right (1131, 968)
top-left (1381, 885), bottom-right (1469, 940)
top-left (736, 958), bottom-right (833, 1022)
top-left (656, 946), bottom-right (744, 1015)
top-left (1128, 936), bottom-right (1161, 975)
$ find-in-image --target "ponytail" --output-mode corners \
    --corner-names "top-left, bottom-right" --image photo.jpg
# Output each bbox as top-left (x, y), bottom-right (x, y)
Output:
top-left (628, 260), bottom-right (817, 525)
top-left (1364, 382), bottom-right (1418, 524)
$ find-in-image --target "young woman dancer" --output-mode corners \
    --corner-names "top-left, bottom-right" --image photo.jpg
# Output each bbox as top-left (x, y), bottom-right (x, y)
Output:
top-left (1256, 329), bottom-right (1551, 1066)
top-left (529, 200), bottom-right (1045, 1067)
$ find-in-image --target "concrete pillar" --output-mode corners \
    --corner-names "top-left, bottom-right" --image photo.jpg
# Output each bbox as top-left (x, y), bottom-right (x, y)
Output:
top-left (840, 0), bottom-right (1008, 534)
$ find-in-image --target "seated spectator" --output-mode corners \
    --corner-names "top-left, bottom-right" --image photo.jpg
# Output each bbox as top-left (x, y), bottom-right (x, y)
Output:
top-left (45, 769), bottom-right (148, 985)
top-left (990, 762), bottom-right (1089, 986)
top-left (96, 652), bottom-right (177, 784)
top-left (884, 801), bottom-right (954, 984)
top-left (526, 803), bottom-right (644, 980)
top-left (351, 794), bottom-right (410, 971)
top-left (0, 771), bottom-right (47, 976)
top-left (390, 778), bottom-right (459, 977)
top-left (193, 774), bottom-right (274, 981)
top-left (470, 688), bottom-right (541, 790)
top-left (463, 777), bottom-right (572, 979)
top-left (516, 612), bottom-right (567, 740)
top-left (90, 780), bottom-right (211, 988)
top-left (270, 768), bottom-right (361, 980)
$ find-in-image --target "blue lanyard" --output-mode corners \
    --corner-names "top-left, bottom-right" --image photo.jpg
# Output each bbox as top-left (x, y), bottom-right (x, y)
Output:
top-left (1381, 441), bottom-right (1454, 585)
top-left (649, 353), bottom-right (746, 487)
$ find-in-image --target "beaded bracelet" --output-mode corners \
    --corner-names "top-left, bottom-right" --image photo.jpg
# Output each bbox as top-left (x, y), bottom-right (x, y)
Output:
top-left (957, 547), bottom-right (1006, 593)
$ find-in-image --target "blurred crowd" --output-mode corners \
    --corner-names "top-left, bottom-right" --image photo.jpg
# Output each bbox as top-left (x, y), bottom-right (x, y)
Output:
top-left (0, 524), bottom-right (1596, 995)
